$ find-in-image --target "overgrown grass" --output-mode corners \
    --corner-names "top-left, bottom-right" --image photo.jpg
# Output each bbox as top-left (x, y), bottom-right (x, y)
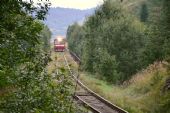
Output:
top-left (47, 51), bottom-right (57, 74)
top-left (48, 51), bottom-right (91, 113)
top-left (79, 62), bottom-right (169, 113)
top-left (60, 52), bottom-right (170, 113)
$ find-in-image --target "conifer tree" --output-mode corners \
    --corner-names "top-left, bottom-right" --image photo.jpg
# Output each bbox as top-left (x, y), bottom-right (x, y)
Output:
top-left (140, 3), bottom-right (148, 22)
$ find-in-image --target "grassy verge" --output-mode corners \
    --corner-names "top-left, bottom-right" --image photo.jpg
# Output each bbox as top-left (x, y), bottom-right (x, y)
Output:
top-left (79, 62), bottom-right (169, 113)
top-left (47, 51), bottom-right (90, 113)
top-left (47, 51), bottom-right (57, 74)
top-left (56, 52), bottom-right (169, 113)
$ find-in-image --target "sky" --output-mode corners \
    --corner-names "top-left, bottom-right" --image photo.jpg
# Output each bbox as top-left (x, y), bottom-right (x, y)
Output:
top-left (26, 0), bottom-right (104, 10)
top-left (50, 0), bottom-right (103, 9)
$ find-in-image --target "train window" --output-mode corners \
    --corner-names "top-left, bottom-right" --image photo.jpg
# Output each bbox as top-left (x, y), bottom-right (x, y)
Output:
top-left (54, 40), bottom-right (65, 45)
top-left (54, 37), bottom-right (65, 45)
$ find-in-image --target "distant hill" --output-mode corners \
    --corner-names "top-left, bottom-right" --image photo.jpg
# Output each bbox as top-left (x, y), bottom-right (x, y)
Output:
top-left (44, 7), bottom-right (95, 39)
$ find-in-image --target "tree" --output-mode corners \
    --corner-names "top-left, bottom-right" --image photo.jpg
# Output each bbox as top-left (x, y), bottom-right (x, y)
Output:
top-left (40, 25), bottom-right (52, 52)
top-left (0, 0), bottom-right (75, 112)
top-left (162, 0), bottom-right (170, 58)
top-left (67, 0), bottom-right (147, 83)
top-left (67, 23), bottom-right (85, 56)
top-left (140, 3), bottom-right (148, 22)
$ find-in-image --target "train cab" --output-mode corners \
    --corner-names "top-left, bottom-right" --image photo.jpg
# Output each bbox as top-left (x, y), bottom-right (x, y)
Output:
top-left (54, 37), bottom-right (65, 52)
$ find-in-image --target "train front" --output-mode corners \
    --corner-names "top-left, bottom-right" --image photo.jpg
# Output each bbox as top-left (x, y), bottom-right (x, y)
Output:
top-left (54, 37), bottom-right (65, 52)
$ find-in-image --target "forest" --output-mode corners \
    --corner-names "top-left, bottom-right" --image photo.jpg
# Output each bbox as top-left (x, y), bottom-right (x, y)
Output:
top-left (67, 0), bottom-right (170, 83)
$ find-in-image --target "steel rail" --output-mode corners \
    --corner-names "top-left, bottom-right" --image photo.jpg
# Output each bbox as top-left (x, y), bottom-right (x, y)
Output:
top-left (63, 52), bottom-right (129, 113)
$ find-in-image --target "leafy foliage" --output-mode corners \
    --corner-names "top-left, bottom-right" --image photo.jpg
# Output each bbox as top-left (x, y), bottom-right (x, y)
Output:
top-left (67, 0), bottom-right (170, 112)
top-left (40, 25), bottom-right (52, 52)
top-left (0, 0), bottom-right (75, 112)
top-left (1, 55), bottom-right (73, 112)
top-left (67, 23), bottom-right (85, 57)
top-left (140, 2), bottom-right (148, 22)
top-left (67, 0), bottom-right (147, 83)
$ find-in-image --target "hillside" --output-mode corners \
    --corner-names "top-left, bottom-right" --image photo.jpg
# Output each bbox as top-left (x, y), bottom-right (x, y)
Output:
top-left (44, 7), bottom-right (95, 39)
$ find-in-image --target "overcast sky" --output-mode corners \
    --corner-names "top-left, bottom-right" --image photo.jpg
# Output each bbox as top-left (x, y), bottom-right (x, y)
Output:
top-left (28, 0), bottom-right (103, 9)
top-left (51, 0), bottom-right (103, 9)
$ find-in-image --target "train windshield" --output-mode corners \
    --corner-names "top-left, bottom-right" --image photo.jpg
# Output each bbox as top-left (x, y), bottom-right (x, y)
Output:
top-left (54, 39), bottom-right (65, 45)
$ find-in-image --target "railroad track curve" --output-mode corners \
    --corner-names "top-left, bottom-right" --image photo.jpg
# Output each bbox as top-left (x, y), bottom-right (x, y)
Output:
top-left (62, 51), bottom-right (129, 113)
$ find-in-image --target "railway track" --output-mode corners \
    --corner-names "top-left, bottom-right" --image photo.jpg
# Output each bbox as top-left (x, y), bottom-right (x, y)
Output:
top-left (62, 51), bottom-right (129, 113)
top-left (55, 52), bottom-right (66, 75)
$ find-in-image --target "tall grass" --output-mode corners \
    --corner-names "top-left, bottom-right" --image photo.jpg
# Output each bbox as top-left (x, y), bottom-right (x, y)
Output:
top-left (65, 52), bottom-right (170, 113)
top-left (79, 62), bottom-right (169, 113)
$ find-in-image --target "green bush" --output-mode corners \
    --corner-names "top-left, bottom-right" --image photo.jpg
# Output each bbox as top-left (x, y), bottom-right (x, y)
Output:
top-left (0, 0), bottom-right (75, 112)
top-left (0, 71), bottom-right (8, 88)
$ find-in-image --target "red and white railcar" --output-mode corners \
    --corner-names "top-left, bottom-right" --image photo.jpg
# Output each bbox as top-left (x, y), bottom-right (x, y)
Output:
top-left (54, 37), bottom-right (65, 52)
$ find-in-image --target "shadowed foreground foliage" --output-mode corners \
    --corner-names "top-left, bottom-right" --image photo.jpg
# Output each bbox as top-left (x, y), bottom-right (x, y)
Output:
top-left (0, 0), bottom-right (75, 112)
